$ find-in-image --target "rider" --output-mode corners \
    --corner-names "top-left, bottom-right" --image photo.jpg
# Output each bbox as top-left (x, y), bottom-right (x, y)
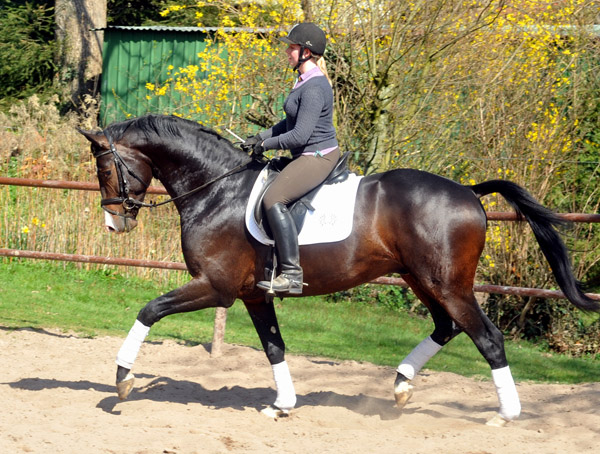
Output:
top-left (245, 22), bottom-right (340, 295)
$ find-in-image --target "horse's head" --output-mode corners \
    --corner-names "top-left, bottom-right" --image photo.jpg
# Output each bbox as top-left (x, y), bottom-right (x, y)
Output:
top-left (79, 129), bottom-right (153, 233)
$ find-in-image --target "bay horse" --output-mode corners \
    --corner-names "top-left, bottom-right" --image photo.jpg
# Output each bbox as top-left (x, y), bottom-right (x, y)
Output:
top-left (80, 114), bottom-right (599, 426)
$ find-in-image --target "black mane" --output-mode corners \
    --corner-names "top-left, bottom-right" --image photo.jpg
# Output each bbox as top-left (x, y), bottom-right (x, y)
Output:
top-left (104, 114), bottom-right (230, 145)
top-left (103, 114), bottom-right (253, 176)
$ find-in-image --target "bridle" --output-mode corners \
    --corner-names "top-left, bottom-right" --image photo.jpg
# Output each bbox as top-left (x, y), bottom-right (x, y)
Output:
top-left (93, 131), bottom-right (153, 218)
top-left (94, 131), bottom-right (253, 218)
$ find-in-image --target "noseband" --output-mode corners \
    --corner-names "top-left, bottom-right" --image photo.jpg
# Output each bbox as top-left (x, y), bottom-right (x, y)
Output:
top-left (93, 132), bottom-right (153, 218)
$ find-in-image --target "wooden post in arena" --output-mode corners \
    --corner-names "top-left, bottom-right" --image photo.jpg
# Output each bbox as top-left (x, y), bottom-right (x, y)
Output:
top-left (211, 307), bottom-right (228, 357)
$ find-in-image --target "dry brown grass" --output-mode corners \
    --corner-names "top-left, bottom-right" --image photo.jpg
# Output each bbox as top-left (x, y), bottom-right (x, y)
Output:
top-left (1, 95), bottom-right (188, 287)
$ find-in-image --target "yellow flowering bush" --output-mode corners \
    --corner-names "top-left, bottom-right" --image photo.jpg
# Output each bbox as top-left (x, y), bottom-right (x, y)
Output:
top-left (146, 0), bottom-right (600, 347)
top-left (148, 0), bottom-right (301, 136)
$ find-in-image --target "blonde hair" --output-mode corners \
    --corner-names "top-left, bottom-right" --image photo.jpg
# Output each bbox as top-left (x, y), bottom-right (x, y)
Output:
top-left (315, 55), bottom-right (332, 86)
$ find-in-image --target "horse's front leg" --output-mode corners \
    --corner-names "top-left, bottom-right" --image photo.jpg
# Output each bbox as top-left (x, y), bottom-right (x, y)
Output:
top-left (243, 298), bottom-right (296, 418)
top-left (115, 276), bottom-right (234, 400)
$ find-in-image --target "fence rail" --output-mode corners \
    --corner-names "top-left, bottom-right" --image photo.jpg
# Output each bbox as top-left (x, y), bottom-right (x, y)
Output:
top-left (0, 248), bottom-right (186, 271)
top-left (0, 177), bottom-right (168, 195)
top-left (3, 176), bottom-right (600, 222)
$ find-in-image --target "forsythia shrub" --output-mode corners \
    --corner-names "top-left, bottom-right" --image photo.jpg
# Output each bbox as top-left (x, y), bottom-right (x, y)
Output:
top-left (61, 0), bottom-right (600, 351)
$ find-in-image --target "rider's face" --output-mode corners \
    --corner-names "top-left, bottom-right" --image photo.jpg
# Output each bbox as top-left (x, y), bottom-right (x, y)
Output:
top-left (285, 44), bottom-right (304, 67)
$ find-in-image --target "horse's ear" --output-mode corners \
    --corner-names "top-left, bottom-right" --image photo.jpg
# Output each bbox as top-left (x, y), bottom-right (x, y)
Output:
top-left (78, 129), bottom-right (109, 148)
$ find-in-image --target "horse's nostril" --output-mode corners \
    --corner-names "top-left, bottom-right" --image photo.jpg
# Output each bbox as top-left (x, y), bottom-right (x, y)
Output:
top-left (105, 225), bottom-right (116, 233)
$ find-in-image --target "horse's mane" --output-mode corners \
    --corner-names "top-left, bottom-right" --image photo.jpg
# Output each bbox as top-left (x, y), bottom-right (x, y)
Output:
top-left (103, 114), bottom-right (251, 171)
top-left (104, 114), bottom-right (227, 144)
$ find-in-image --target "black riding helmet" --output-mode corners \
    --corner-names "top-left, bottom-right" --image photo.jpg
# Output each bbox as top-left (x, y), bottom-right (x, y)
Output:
top-left (279, 22), bottom-right (327, 70)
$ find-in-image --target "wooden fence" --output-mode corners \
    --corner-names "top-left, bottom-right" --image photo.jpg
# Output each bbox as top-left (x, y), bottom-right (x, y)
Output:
top-left (2, 176), bottom-right (600, 355)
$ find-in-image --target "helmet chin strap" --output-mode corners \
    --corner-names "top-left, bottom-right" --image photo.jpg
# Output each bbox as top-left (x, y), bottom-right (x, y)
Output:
top-left (294, 45), bottom-right (312, 72)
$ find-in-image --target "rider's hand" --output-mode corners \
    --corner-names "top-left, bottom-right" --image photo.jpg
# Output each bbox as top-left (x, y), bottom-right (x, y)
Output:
top-left (252, 141), bottom-right (266, 157)
top-left (241, 134), bottom-right (261, 153)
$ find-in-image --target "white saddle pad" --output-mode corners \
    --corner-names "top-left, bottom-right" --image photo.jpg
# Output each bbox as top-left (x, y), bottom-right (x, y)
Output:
top-left (245, 166), bottom-right (363, 246)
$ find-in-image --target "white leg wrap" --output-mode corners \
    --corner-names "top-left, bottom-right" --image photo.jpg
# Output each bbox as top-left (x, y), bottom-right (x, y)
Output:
top-left (491, 366), bottom-right (521, 421)
top-left (271, 361), bottom-right (297, 411)
top-left (397, 336), bottom-right (443, 380)
top-left (116, 320), bottom-right (150, 369)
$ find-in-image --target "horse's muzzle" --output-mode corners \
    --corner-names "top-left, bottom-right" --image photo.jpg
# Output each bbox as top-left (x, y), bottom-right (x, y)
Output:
top-left (104, 210), bottom-right (138, 233)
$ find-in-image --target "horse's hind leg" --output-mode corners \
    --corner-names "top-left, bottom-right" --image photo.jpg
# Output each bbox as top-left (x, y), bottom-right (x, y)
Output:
top-left (445, 294), bottom-right (521, 426)
top-left (394, 283), bottom-right (463, 407)
top-left (430, 289), bottom-right (520, 425)
top-left (243, 298), bottom-right (296, 418)
top-left (399, 277), bottom-right (520, 425)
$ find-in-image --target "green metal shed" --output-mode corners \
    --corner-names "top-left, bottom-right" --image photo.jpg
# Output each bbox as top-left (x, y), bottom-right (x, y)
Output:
top-left (99, 26), bottom-right (215, 126)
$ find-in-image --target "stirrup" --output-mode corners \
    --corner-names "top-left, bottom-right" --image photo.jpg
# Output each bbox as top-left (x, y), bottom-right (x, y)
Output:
top-left (257, 272), bottom-right (305, 295)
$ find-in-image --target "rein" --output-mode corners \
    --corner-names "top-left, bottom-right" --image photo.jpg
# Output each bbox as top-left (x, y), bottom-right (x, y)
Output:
top-left (145, 161), bottom-right (251, 208)
top-left (96, 131), bottom-right (253, 217)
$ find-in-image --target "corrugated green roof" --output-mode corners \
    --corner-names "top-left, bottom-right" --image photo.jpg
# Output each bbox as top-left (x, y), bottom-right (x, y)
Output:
top-left (95, 25), bottom-right (278, 33)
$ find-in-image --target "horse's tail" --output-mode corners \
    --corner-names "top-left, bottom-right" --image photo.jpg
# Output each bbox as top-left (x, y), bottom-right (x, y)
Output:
top-left (469, 179), bottom-right (600, 312)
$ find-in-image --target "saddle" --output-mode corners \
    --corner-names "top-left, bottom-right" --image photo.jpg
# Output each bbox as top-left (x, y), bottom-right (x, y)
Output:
top-left (254, 152), bottom-right (351, 237)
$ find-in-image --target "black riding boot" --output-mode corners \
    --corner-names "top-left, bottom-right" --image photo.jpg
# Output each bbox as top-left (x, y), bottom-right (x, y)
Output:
top-left (257, 203), bottom-right (304, 294)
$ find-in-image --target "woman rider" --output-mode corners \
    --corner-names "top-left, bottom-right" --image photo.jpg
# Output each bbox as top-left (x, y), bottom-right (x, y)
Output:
top-left (245, 22), bottom-right (340, 295)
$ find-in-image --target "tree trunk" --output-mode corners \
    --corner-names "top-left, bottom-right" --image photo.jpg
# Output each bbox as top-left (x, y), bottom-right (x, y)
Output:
top-left (364, 79), bottom-right (396, 174)
top-left (55, 0), bottom-right (106, 107)
top-left (301, 0), bottom-right (314, 22)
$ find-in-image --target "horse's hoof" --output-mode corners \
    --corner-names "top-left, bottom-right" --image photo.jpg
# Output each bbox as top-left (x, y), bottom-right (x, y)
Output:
top-left (394, 380), bottom-right (414, 408)
top-left (116, 372), bottom-right (135, 400)
top-left (260, 405), bottom-right (290, 419)
top-left (486, 413), bottom-right (510, 427)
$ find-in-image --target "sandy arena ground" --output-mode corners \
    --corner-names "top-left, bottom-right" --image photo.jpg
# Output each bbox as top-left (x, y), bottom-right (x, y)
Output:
top-left (0, 327), bottom-right (598, 454)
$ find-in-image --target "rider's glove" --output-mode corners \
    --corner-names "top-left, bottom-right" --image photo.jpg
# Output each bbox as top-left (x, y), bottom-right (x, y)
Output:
top-left (252, 141), bottom-right (266, 157)
top-left (241, 134), bottom-right (261, 153)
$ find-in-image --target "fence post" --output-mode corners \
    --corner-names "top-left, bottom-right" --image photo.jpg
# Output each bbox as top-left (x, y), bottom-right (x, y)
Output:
top-left (211, 307), bottom-right (228, 357)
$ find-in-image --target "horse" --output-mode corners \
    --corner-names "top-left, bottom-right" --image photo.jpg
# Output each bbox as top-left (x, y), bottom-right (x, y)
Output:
top-left (79, 114), bottom-right (599, 426)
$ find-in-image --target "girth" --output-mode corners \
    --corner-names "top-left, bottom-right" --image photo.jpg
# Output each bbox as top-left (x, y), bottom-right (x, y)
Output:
top-left (254, 152), bottom-right (350, 236)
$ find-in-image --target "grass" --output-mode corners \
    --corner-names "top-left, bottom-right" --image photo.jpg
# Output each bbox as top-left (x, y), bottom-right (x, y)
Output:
top-left (1, 259), bottom-right (598, 384)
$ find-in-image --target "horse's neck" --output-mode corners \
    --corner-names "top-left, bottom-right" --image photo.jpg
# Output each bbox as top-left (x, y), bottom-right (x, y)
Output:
top-left (144, 139), bottom-right (254, 214)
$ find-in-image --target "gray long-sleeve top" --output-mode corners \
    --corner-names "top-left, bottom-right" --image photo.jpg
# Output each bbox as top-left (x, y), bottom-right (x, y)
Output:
top-left (258, 72), bottom-right (338, 159)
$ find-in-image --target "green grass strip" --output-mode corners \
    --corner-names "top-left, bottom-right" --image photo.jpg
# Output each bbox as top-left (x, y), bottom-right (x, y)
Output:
top-left (1, 260), bottom-right (598, 383)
